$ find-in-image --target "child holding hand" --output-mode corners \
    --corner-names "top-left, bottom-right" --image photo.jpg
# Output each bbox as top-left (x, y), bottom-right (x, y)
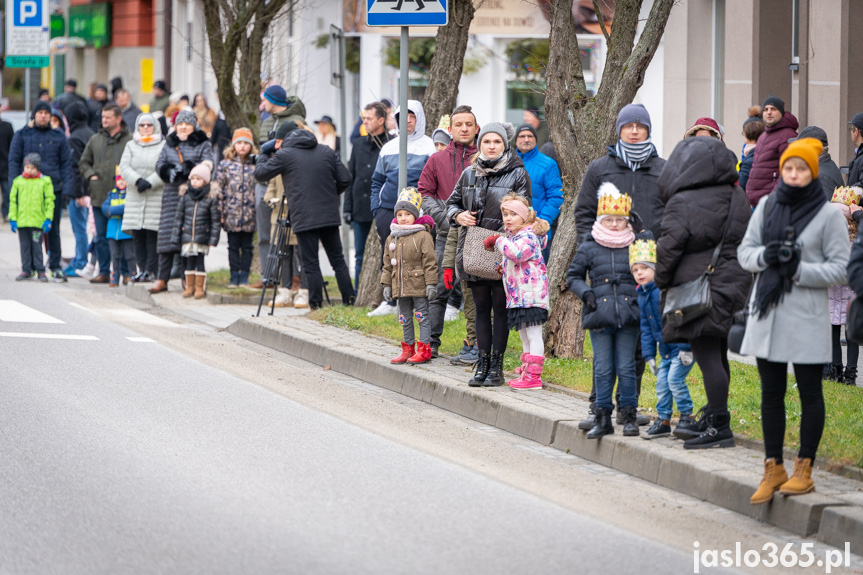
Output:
top-left (483, 192), bottom-right (550, 389)
top-left (382, 187), bottom-right (438, 364)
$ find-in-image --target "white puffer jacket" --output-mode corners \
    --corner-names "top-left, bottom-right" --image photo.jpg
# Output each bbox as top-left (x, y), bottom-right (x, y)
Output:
top-left (120, 121), bottom-right (166, 232)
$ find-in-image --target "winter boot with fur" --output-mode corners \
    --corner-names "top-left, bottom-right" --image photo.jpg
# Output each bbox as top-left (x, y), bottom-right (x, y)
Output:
top-left (509, 355), bottom-right (544, 389)
top-left (514, 352), bottom-right (528, 375)
top-left (182, 272), bottom-right (196, 298)
top-left (408, 341), bottom-right (433, 364)
top-left (194, 272), bottom-right (207, 299)
top-left (843, 365), bottom-right (858, 386)
top-left (750, 458), bottom-right (789, 505)
top-left (293, 289), bottom-right (310, 309)
top-left (391, 342), bottom-right (415, 364)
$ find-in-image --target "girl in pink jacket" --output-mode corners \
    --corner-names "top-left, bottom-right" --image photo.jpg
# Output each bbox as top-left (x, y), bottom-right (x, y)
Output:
top-left (483, 192), bottom-right (550, 389)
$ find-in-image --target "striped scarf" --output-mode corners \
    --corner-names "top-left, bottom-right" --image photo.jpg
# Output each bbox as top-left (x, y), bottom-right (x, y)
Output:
top-left (616, 139), bottom-right (656, 171)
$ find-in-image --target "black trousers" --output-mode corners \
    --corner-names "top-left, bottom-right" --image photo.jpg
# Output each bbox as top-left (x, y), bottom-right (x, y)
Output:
top-left (132, 229), bottom-right (158, 275)
top-left (46, 197), bottom-right (62, 270)
top-left (184, 254), bottom-right (206, 272)
top-left (689, 335), bottom-right (730, 412)
top-left (18, 227), bottom-right (45, 273)
top-left (469, 280), bottom-right (509, 353)
top-left (295, 226), bottom-right (355, 309)
top-left (227, 231), bottom-right (254, 274)
top-left (832, 325), bottom-right (859, 368)
top-left (157, 251), bottom-right (179, 282)
top-left (756, 360), bottom-right (824, 463)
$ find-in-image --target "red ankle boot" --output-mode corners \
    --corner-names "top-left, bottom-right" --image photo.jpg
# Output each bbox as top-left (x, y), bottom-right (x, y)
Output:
top-left (391, 342), bottom-right (414, 364)
top-left (408, 341), bottom-right (433, 364)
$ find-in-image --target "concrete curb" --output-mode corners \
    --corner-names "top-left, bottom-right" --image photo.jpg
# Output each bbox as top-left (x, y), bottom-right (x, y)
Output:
top-left (226, 316), bottom-right (863, 548)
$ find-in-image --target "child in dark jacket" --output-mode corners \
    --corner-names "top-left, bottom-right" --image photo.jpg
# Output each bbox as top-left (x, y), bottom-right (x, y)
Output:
top-left (381, 187), bottom-right (438, 365)
top-left (101, 169), bottom-right (137, 286)
top-left (9, 153), bottom-right (54, 281)
top-left (630, 238), bottom-right (695, 439)
top-left (567, 183), bottom-right (641, 439)
top-left (171, 163), bottom-right (221, 299)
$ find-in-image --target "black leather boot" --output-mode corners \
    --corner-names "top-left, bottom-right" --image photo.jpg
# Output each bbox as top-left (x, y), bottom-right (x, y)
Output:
top-left (827, 362), bottom-right (844, 382)
top-left (673, 405), bottom-right (708, 439)
top-left (483, 351), bottom-right (505, 387)
top-left (578, 406), bottom-right (596, 430)
top-left (620, 406), bottom-right (639, 436)
top-left (587, 407), bottom-right (614, 439)
top-left (843, 365), bottom-right (858, 386)
top-left (468, 351), bottom-right (490, 387)
top-left (683, 409), bottom-right (735, 450)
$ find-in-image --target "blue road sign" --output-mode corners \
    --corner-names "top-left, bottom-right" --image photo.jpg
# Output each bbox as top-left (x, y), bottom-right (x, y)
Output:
top-left (14, 0), bottom-right (43, 26)
top-left (366, 0), bottom-right (447, 27)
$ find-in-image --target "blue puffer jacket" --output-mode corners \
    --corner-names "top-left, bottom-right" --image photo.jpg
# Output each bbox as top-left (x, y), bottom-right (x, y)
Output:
top-left (636, 281), bottom-right (690, 360)
top-left (566, 234), bottom-right (640, 330)
top-left (8, 124), bottom-right (74, 194)
top-left (102, 187), bottom-right (132, 241)
top-left (517, 146), bottom-right (563, 225)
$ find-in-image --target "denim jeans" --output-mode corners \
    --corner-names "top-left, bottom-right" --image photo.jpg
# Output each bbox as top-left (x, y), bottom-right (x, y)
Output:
top-left (67, 200), bottom-right (89, 269)
top-left (541, 220), bottom-right (558, 264)
top-left (351, 220), bottom-right (372, 292)
top-left (91, 209), bottom-right (112, 274)
top-left (590, 326), bottom-right (638, 411)
top-left (654, 355), bottom-right (694, 420)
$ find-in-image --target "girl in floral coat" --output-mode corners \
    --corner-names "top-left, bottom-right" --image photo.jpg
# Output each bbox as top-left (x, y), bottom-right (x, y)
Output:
top-left (214, 128), bottom-right (258, 287)
top-left (483, 192), bottom-right (550, 389)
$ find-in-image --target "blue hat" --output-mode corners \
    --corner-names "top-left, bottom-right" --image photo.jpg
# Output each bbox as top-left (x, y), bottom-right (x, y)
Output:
top-left (616, 104), bottom-right (652, 137)
top-left (264, 85), bottom-right (288, 107)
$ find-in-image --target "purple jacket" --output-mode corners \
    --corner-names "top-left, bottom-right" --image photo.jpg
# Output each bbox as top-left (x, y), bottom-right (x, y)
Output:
top-left (745, 112), bottom-right (798, 207)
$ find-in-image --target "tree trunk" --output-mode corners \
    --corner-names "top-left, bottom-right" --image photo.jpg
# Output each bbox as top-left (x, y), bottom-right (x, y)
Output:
top-left (421, 0), bottom-right (477, 135)
top-left (203, 0), bottom-right (293, 132)
top-left (543, 0), bottom-right (675, 358)
top-left (354, 225), bottom-right (383, 308)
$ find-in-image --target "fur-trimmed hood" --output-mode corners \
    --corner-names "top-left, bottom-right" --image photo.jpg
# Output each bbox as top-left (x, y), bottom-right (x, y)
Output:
top-left (178, 183), bottom-right (219, 200)
top-left (166, 129), bottom-right (210, 148)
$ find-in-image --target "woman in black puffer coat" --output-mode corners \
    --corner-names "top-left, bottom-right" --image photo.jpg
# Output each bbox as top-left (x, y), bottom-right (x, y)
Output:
top-left (655, 136), bottom-right (752, 449)
top-left (150, 109), bottom-right (216, 293)
top-left (446, 122), bottom-right (531, 387)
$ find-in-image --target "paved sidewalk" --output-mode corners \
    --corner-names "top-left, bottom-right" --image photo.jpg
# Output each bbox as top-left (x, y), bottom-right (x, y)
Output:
top-left (125, 283), bottom-right (863, 551)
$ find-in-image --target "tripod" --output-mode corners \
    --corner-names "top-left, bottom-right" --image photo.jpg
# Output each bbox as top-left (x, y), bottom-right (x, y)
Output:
top-left (255, 191), bottom-right (330, 316)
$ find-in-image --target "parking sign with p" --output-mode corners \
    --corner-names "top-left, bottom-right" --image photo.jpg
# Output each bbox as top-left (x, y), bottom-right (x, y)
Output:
top-left (6, 0), bottom-right (49, 68)
top-left (15, 0), bottom-right (41, 26)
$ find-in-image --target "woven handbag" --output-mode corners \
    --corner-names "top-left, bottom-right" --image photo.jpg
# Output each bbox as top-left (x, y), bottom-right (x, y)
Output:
top-left (463, 225), bottom-right (503, 280)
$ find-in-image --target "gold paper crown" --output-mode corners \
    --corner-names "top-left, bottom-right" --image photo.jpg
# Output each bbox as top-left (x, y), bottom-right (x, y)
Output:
top-left (629, 239), bottom-right (657, 267)
top-left (597, 190), bottom-right (632, 217)
top-left (437, 114), bottom-right (451, 130)
top-left (831, 186), bottom-right (863, 206)
top-left (396, 186), bottom-right (423, 213)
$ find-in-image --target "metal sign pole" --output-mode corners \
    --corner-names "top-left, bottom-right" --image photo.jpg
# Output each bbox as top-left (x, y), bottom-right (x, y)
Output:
top-left (398, 25), bottom-right (408, 193)
top-left (25, 69), bottom-right (30, 112)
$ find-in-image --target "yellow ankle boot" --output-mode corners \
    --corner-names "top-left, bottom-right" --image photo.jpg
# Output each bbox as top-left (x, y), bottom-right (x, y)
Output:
top-left (779, 457), bottom-right (815, 496)
top-left (750, 458), bottom-right (788, 504)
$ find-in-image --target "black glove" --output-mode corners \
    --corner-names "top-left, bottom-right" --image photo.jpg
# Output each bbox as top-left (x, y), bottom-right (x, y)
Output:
top-left (247, 154), bottom-right (257, 165)
top-left (180, 160), bottom-right (195, 177)
top-left (136, 178), bottom-right (152, 192)
top-left (762, 241), bottom-right (783, 266)
top-left (168, 168), bottom-right (181, 184)
top-left (344, 212), bottom-right (353, 224)
top-left (779, 247), bottom-right (801, 280)
top-left (582, 292), bottom-right (597, 311)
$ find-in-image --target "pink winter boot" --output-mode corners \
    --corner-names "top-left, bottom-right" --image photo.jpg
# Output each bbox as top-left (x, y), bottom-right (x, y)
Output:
top-left (509, 355), bottom-right (544, 389)
top-left (514, 352), bottom-right (529, 375)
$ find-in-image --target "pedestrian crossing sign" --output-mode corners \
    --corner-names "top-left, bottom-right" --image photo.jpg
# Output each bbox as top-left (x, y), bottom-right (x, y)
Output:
top-left (366, 0), bottom-right (447, 27)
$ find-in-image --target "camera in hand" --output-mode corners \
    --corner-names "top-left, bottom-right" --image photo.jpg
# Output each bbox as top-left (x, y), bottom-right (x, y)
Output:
top-left (777, 226), bottom-right (797, 263)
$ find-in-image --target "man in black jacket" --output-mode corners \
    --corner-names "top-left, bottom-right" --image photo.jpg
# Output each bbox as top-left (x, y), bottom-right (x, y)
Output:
top-left (63, 102), bottom-right (95, 276)
top-left (345, 101), bottom-right (394, 293)
top-left (255, 122), bottom-right (354, 309)
top-left (848, 113), bottom-right (863, 188)
top-left (0, 107), bottom-right (14, 222)
top-left (88, 84), bottom-right (109, 133)
top-left (790, 126), bottom-right (843, 201)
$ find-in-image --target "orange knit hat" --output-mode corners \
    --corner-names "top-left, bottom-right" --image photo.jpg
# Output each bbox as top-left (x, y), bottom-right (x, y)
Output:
top-left (231, 128), bottom-right (255, 147)
top-left (780, 137), bottom-right (822, 178)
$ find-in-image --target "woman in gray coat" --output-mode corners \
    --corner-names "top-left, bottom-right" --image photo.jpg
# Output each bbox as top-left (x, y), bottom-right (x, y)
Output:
top-left (738, 138), bottom-right (849, 505)
top-left (149, 110), bottom-right (216, 293)
top-left (120, 113), bottom-right (166, 282)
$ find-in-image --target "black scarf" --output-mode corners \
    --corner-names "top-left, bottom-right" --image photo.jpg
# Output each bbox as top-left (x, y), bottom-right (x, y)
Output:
top-left (189, 183), bottom-right (210, 202)
top-left (754, 178), bottom-right (825, 318)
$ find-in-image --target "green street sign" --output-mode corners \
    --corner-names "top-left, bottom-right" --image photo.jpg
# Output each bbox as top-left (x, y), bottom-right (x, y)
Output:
top-left (5, 55), bottom-right (50, 68)
top-left (69, 3), bottom-right (111, 48)
top-left (50, 14), bottom-right (65, 39)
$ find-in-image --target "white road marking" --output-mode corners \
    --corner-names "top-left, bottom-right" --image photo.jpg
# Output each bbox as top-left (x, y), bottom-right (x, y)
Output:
top-left (68, 302), bottom-right (97, 314)
top-left (0, 332), bottom-right (98, 341)
top-left (126, 337), bottom-right (155, 343)
top-left (0, 300), bottom-right (65, 324)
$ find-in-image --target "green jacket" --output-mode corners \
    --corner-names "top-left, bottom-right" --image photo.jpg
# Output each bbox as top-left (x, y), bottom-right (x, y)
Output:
top-left (79, 126), bottom-right (133, 206)
top-left (149, 94), bottom-right (171, 114)
top-left (9, 175), bottom-right (54, 228)
top-left (257, 97), bottom-right (307, 143)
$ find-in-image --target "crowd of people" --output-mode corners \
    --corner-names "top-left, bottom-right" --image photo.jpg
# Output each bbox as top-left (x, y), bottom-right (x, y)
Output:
top-left (4, 77), bottom-right (863, 504)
